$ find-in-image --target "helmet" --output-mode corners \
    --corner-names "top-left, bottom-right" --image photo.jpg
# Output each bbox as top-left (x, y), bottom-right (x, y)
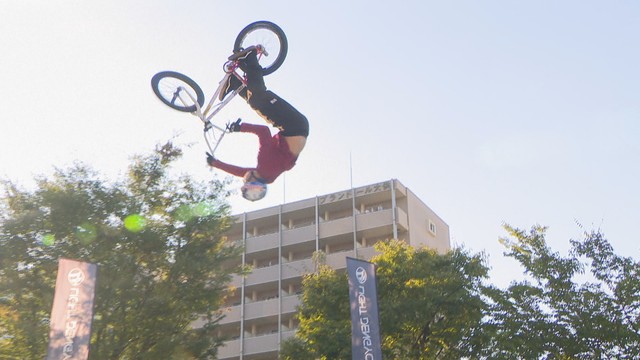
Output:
top-left (241, 181), bottom-right (267, 201)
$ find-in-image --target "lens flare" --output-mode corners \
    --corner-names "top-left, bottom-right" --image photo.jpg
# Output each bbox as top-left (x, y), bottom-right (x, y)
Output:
top-left (174, 201), bottom-right (215, 222)
top-left (124, 214), bottom-right (147, 233)
top-left (192, 201), bottom-right (214, 217)
top-left (42, 234), bottom-right (55, 246)
top-left (175, 204), bottom-right (193, 222)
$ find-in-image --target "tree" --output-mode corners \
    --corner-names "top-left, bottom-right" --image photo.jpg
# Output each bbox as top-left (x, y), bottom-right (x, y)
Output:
top-left (281, 226), bottom-right (640, 359)
top-left (0, 142), bottom-right (244, 359)
top-left (483, 225), bottom-right (640, 358)
top-left (281, 264), bottom-right (352, 360)
top-left (280, 240), bottom-right (490, 359)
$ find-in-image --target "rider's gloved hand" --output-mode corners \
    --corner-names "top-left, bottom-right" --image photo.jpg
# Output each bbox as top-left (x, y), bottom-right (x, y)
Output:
top-left (206, 152), bottom-right (216, 166)
top-left (227, 118), bottom-right (242, 132)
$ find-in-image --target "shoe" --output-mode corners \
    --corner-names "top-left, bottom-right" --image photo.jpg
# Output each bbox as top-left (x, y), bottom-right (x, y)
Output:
top-left (228, 45), bottom-right (257, 61)
top-left (218, 74), bottom-right (243, 101)
top-left (231, 48), bottom-right (262, 74)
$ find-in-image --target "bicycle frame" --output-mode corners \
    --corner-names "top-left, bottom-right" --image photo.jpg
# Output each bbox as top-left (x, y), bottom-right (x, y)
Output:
top-left (181, 48), bottom-right (267, 156)
top-left (198, 71), bottom-right (246, 155)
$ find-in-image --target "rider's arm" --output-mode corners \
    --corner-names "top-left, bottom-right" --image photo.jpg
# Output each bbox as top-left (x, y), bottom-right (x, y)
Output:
top-left (207, 123), bottom-right (271, 178)
top-left (240, 122), bottom-right (273, 142)
top-left (209, 158), bottom-right (251, 178)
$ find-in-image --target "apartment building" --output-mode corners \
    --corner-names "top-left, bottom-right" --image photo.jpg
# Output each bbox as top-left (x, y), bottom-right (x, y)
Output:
top-left (210, 179), bottom-right (450, 360)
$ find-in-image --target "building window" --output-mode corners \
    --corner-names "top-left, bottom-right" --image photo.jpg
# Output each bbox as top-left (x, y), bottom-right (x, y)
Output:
top-left (428, 219), bottom-right (437, 236)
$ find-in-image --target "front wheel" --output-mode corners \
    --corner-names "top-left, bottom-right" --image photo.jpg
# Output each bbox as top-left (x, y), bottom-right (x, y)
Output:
top-left (151, 71), bottom-right (205, 113)
top-left (234, 21), bottom-right (288, 76)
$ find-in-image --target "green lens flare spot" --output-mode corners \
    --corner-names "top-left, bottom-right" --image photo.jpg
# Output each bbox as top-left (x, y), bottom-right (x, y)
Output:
top-left (192, 201), bottom-right (214, 217)
top-left (124, 214), bottom-right (147, 233)
top-left (175, 204), bottom-right (193, 222)
top-left (42, 234), bottom-right (55, 246)
top-left (175, 201), bottom-right (215, 222)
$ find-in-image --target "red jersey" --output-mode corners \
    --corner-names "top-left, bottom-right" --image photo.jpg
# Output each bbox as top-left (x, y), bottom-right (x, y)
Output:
top-left (210, 123), bottom-right (297, 183)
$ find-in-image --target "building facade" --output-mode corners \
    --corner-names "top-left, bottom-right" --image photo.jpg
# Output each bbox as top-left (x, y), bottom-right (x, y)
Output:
top-left (207, 179), bottom-right (450, 359)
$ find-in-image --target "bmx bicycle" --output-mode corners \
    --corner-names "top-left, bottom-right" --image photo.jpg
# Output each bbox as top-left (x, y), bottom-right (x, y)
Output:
top-left (151, 21), bottom-right (287, 156)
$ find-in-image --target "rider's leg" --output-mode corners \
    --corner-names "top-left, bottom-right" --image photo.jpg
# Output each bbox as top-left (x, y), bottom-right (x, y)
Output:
top-left (219, 49), bottom-right (263, 101)
top-left (238, 51), bottom-right (266, 95)
top-left (247, 91), bottom-right (309, 137)
top-left (219, 75), bottom-right (245, 101)
top-left (231, 50), bottom-right (309, 137)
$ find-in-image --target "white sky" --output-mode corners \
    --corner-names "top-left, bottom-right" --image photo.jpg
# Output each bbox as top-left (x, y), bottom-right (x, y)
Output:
top-left (1, 1), bottom-right (638, 287)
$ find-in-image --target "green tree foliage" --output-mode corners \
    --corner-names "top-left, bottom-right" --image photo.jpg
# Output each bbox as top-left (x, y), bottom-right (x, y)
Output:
top-left (281, 226), bottom-right (639, 359)
top-left (0, 142), bottom-right (244, 359)
top-left (484, 225), bottom-right (640, 358)
top-left (280, 240), bottom-right (490, 359)
top-left (281, 265), bottom-right (352, 360)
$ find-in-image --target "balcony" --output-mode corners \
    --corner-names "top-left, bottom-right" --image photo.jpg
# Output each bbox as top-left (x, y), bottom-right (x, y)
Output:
top-left (219, 305), bottom-right (241, 325)
top-left (218, 294), bottom-right (300, 327)
top-left (356, 208), bottom-right (393, 231)
top-left (326, 249), bottom-right (354, 269)
top-left (245, 298), bottom-right (279, 320)
top-left (319, 216), bottom-right (353, 238)
top-left (282, 258), bottom-right (314, 280)
top-left (244, 265), bottom-right (278, 286)
top-left (244, 332), bottom-right (279, 355)
top-left (282, 224), bottom-right (315, 246)
top-left (217, 338), bottom-right (241, 359)
top-left (246, 232), bottom-right (279, 253)
top-left (356, 246), bottom-right (380, 260)
top-left (282, 294), bottom-right (299, 315)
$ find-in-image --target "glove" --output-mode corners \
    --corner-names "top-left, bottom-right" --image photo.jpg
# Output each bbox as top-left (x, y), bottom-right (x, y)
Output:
top-left (227, 118), bottom-right (242, 133)
top-left (206, 152), bottom-right (216, 166)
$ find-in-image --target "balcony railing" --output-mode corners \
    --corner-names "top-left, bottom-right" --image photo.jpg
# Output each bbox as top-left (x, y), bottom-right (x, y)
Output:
top-left (282, 224), bottom-right (315, 246)
top-left (244, 264), bottom-right (278, 286)
top-left (243, 332), bottom-right (279, 355)
top-left (216, 338), bottom-right (241, 359)
top-left (244, 298), bottom-right (278, 320)
top-left (217, 329), bottom-right (297, 359)
top-left (246, 232), bottom-right (279, 253)
top-left (356, 208), bottom-right (393, 231)
top-left (218, 293), bottom-right (300, 326)
top-left (318, 216), bottom-right (353, 238)
top-left (282, 258), bottom-right (314, 280)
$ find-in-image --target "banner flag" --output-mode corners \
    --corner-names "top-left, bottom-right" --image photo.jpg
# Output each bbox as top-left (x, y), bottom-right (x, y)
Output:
top-left (347, 257), bottom-right (383, 360)
top-left (46, 258), bottom-right (98, 360)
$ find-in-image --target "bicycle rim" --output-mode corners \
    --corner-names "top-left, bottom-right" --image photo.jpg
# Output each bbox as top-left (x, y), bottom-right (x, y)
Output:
top-left (234, 21), bottom-right (288, 76)
top-left (151, 71), bottom-right (205, 113)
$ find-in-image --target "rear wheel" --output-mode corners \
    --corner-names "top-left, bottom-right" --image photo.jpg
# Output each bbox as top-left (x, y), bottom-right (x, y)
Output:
top-left (234, 21), bottom-right (288, 76)
top-left (151, 71), bottom-right (205, 113)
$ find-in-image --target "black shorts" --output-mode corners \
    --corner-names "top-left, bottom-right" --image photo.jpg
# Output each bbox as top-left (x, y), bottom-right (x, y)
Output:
top-left (247, 90), bottom-right (309, 137)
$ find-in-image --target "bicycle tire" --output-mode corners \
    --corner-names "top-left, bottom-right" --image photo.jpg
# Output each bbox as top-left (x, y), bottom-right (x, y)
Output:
top-left (234, 21), bottom-right (288, 76)
top-left (151, 71), bottom-right (205, 113)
